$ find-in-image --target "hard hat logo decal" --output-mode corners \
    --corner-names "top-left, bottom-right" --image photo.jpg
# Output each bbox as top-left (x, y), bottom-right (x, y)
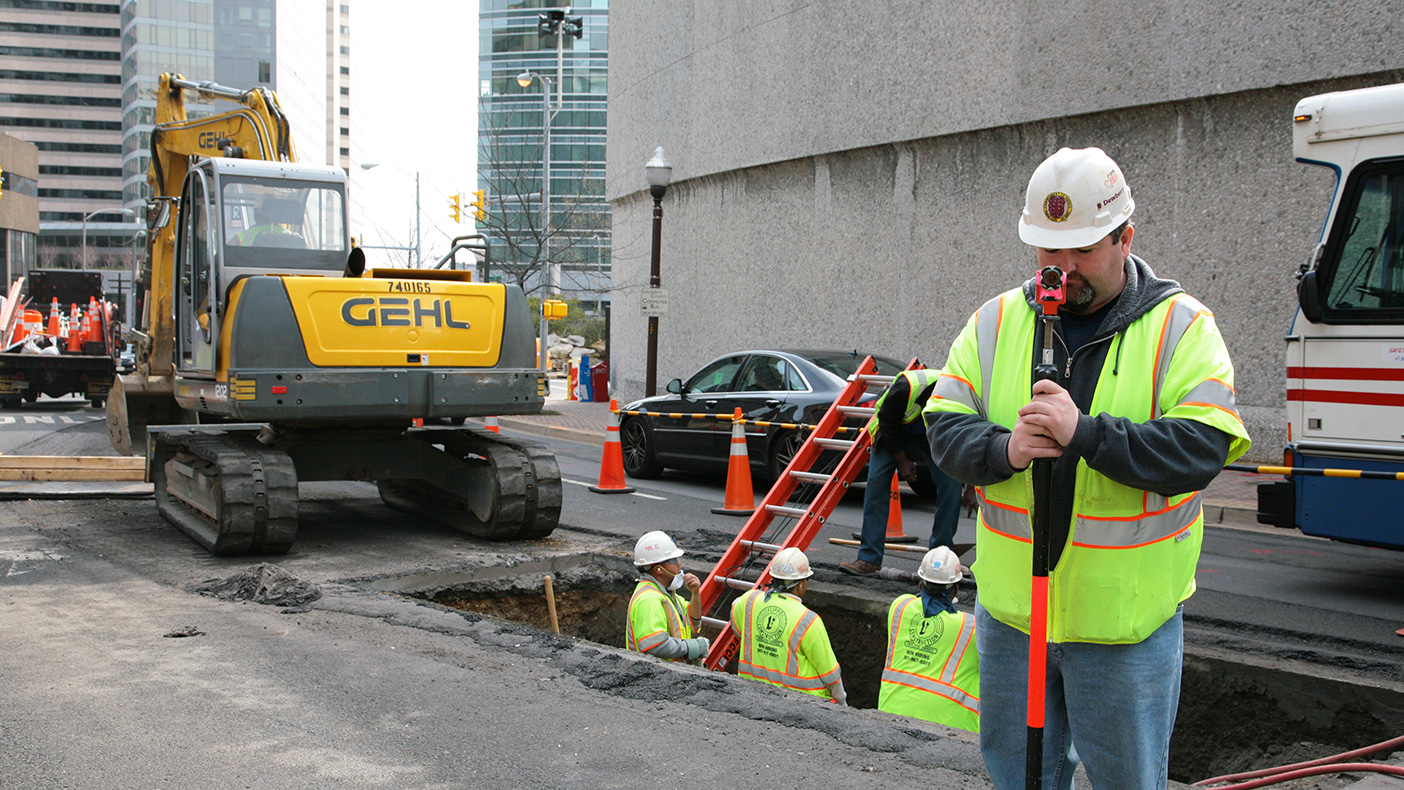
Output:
top-left (1104, 169), bottom-right (1119, 188)
top-left (1096, 186), bottom-right (1125, 211)
top-left (1043, 192), bottom-right (1072, 223)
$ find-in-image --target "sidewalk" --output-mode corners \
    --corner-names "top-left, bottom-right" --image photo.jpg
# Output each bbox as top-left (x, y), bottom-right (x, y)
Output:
top-left (485, 380), bottom-right (1265, 527)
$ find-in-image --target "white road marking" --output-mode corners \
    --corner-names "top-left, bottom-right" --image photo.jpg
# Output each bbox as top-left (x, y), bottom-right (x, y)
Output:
top-left (562, 477), bottom-right (666, 500)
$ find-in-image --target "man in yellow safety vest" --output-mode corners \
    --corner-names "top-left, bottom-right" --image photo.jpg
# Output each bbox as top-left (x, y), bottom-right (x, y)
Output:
top-left (879, 546), bottom-right (979, 732)
top-left (730, 547), bottom-right (846, 704)
top-left (625, 530), bottom-right (710, 663)
top-left (923, 147), bottom-right (1250, 789)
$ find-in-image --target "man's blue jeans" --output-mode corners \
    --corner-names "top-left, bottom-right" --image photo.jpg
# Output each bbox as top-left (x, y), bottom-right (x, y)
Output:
top-left (974, 600), bottom-right (1184, 790)
top-left (856, 433), bottom-right (961, 566)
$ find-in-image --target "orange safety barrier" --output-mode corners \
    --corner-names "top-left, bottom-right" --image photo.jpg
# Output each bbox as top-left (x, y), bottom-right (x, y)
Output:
top-left (712, 407), bottom-right (756, 516)
top-left (589, 398), bottom-right (635, 494)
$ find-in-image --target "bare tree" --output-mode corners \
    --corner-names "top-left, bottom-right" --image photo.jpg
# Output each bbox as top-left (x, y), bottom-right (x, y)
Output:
top-left (475, 98), bottom-right (611, 298)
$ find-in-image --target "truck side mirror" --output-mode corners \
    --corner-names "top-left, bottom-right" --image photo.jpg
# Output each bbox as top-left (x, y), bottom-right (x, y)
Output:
top-left (1297, 270), bottom-right (1323, 323)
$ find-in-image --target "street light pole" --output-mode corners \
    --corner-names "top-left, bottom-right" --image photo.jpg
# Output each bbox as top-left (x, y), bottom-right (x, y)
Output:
top-left (644, 147), bottom-right (673, 398)
top-left (517, 71), bottom-right (557, 296)
top-left (81, 207), bottom-right (136, 271)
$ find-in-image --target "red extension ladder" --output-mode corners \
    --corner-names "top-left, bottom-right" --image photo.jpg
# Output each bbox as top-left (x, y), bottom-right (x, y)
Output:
top-left (699, 356), bottom-right (923, 671)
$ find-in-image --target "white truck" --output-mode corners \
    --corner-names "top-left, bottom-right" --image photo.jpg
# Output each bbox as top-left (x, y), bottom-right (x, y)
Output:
top-left (1257, 82), bottom-right (1404, 549)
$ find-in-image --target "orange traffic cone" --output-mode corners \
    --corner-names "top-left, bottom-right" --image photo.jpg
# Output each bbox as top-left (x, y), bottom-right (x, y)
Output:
top-left (411, 417), bottom-right (424, 427)
top-left (87, 298), bottom-right (102, 343)
top-left (712, 408), bottom-right (756, 516)
top-left (589, 398), bottom-right (635, 494)
top-left (484, 415), bottom-right (500, 433)
top-left (78, 310), bottom-right (92, 347)
top-left (46, 298), bottom-right (60, 337)
top-left (66, 309), bottom-right (84, 353)
top-left (853, 472), bottom-right (919, 543)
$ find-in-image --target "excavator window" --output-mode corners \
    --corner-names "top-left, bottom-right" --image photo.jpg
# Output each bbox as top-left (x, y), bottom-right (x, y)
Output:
top-left (221, 178), bottom-right (346, 272)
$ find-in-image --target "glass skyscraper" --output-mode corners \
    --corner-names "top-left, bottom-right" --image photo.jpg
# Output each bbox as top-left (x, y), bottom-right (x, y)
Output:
top-left (477, 0), bottom-right (608, 307)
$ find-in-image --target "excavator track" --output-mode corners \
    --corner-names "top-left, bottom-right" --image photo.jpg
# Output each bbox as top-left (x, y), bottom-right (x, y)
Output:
top-left (377, 428), bottom-right (562, 541)
top-left (150, 429), bottom-right (299, 555)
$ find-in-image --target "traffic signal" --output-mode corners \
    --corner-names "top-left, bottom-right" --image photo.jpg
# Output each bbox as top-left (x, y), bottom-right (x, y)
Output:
top-left (471, 189), bottom-right (487, 221)
top-left (542, 299), bottom-right (568, 320)
top-left (449, 194), bottom-right (461, 223)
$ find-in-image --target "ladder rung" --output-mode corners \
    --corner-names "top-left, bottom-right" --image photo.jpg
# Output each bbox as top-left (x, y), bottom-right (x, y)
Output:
top-left (740, 539), bottom-right (783, 554)
top-left (789, 470), bottom-right (830, 483)
top-left (838, 405), bottom-right (875, 417)
top-left (700, 615), bottom-right (729, 631)
top-left (858, 374), bottom-right (895, 386)
top-left (814, 437), bottom-right (855, 450)
top-left (765, 504), bottom-right (808, 518)
top-left (713, 575), bottom-right (757, 591)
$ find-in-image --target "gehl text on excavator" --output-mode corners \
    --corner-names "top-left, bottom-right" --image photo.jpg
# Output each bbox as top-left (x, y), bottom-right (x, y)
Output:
top-left (106, 73), bottom-right (560, 555)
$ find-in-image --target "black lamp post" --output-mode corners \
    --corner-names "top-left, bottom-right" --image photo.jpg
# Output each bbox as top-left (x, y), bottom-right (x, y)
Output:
top-left (644, 147), bottom-right (672, 397)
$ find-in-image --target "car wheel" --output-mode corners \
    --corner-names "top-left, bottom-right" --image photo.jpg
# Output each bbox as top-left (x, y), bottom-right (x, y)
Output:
top-left (767, 430), bottom-right (804, 482)
top-left (620, 418), bottom-right (663, 479)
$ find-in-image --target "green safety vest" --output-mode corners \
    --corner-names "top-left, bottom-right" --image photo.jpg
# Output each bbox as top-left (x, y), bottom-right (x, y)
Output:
top-left (626, 578), bottom-right (693, 660)
top-left (923, 287), bottom-right (1250, 644)
top-left (730, 589), bottom-right (842, 700)
top-left (865, 369), bottom-right (941, 437)
top-left (878, 594), bottom-right (980, 733)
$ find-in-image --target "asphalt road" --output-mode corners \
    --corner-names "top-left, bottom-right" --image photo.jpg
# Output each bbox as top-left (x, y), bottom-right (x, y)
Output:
top-left (3, 402), bottom-right (1401, 788)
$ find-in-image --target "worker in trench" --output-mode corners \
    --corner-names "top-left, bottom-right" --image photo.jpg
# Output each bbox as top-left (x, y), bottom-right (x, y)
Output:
top-left (625, 530), bottom-right (710, 664)
top-left (729, 547), bottom-right (847, 705)
top-left (878, 546), bottom-right (980, 733)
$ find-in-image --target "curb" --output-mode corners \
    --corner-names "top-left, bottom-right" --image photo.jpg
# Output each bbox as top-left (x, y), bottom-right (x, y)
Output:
top-left (485, 418), bottom-right (606, 448)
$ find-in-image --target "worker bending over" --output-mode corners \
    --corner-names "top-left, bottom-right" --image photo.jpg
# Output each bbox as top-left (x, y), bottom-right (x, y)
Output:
top-left (879, 546), bottom-right (980, 733)
top-left (840, 367), bottom-right (962, 576)
top-left (626, 530), bottom-right (710, 663)
top-left (730, 548), bottom-right (846, 705)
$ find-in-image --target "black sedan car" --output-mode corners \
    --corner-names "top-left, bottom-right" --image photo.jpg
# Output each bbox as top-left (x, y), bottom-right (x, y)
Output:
top-left (618, 349), bottom-right (910, 484)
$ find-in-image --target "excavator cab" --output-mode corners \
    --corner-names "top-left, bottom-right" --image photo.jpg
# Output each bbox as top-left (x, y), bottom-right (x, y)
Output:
top-left (172, 158), bottom-right (347, 376)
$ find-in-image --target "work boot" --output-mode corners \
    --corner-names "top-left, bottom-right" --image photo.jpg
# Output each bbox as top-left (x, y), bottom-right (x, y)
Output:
top-left (838, 559), bottom-right (880, 576)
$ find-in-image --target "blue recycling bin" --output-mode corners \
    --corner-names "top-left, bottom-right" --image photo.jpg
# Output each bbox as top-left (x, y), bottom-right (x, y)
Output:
top-left (577, 354), bottom-right (592, 401)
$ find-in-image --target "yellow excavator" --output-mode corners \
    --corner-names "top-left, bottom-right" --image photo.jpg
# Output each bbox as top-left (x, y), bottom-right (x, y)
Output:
top-left (107, 74), bottom-right (560, 555)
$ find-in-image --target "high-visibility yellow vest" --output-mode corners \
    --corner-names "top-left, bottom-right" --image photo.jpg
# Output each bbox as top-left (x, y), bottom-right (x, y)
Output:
top-left (730, 589), bottom-right (842, 700)
top-left (924, 287), bottom-right (1250, 644)
top-left (626, 578), bottom-right (693, 660)
top-left (879, 594), bottom-right (980, 732)
top-left (866, 369), bottom-right (941, 437)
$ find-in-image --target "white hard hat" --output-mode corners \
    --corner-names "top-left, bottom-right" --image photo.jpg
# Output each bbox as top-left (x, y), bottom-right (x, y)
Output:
top-left (633, 530), bottom-right (684, 566)
top-left (1018, 147), bottom-right (1135, 249)
top-left (769, 547), bottom-right (813, 581)
top-left (918, 546), bottom-right (963, 585)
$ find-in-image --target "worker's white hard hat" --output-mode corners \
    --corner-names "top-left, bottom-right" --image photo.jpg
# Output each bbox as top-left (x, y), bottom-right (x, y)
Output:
top-left (1018, 147), bottom-right (1135, 249)
top-left (917, 546), bottom-right (963, 585)
top-left (769, 547), bottom-right (814, 581)
top-left (633, 530), bottom-right (684, 566)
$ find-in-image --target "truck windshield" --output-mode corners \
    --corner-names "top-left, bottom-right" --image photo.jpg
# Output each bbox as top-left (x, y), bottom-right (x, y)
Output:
top-left (221, 178), bottom-right (346, 271)
top-left (1322, 165), bottom-right (1404, 318)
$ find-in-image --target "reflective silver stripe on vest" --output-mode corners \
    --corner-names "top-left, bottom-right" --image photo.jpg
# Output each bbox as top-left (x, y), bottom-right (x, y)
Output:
top-left (1072, 492), bottom-right (1202, 548)
top-left (1153, 297), bottom-right (1207, 419)
top-left (636, 631), bottom-right (669, 653)
top-left (978, 489), bottom-right (1032, 541)
top-left (975, 297), bottom-right (1002, 417)
top-left (940, 612), bottom-right (975, 685)
top-left (739, 591), bottom-right (757, 666)
top-left (739, 663), bottom-right (831, 691)
top-left (933, 374), bottom-right (981, 416)
top-left (789, 609), bottom-right (818, 676)
top-left (1178, 378), bottom-right (1239, 415)
top-left (885, 597), bottom-right (915, 667)
top-left (880, 668), bottom-right (980, 712)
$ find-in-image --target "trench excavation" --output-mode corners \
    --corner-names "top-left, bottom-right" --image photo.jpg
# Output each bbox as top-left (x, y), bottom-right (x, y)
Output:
top-left (371, 551), bottom-right (1404, 784)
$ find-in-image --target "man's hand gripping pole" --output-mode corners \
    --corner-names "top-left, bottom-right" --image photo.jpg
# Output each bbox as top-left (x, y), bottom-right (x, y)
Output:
top-left (1026, 265), bottom-right (1065, 790)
